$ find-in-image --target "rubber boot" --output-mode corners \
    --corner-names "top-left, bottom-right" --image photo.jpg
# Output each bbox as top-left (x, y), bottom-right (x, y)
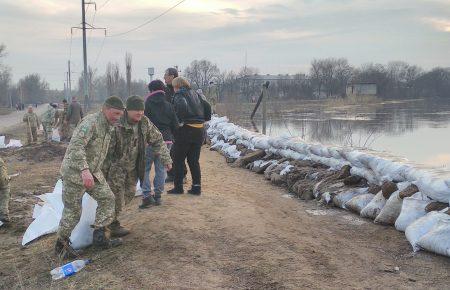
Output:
top-left (109, 220), bottom-right (130, 238)
top-left (93, 227), bottom-right (123, 249)
top-left (55, 237), bottom-right (79, 260)
top-left (188, 185), bottom-right (201, 196)
top-left (139, 196), bottom-right (156, 209)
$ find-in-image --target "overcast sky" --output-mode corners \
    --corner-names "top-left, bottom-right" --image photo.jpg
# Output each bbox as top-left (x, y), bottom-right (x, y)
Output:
top-left (1, 0), bottom-right (450, 89)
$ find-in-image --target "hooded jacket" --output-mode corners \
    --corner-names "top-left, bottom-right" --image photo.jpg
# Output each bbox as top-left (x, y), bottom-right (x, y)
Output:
top-left (144, 90), bottom-right (179, 142)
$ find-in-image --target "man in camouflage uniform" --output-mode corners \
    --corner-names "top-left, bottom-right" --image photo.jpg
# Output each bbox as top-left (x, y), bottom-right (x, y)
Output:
top-left (22, 106), bottom-right (40, 144)
top-left (103, 96), bottom-right (172, 237)
top-left (0, 157), bottom-right (11, 224)
top-left (41, 103), bottom-right (57, 141)
top-left (55, 96), bottom-right (125, 259)
top-left (66, 96), bottom-right (84, 140)
top-left (54, 99), bottom-right (70, 141)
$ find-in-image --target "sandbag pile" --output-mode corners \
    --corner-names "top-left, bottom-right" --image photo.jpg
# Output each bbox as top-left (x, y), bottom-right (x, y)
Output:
top-left (207, 116), bottom-right (450, 258)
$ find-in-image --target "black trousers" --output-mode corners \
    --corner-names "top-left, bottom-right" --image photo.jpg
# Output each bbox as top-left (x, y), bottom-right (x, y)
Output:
top-left (167, 145), bottom-right (187, 178)
top-left (173, 125), bottom-right (204, 189)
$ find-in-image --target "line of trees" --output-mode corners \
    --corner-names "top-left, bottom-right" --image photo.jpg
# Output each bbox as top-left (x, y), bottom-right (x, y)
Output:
top-left (77, 53), bottom-right (147, 107)
top-left (183, 58), bottom-right (450, 102)
top-left (0, 44), bottom-right (61, 107)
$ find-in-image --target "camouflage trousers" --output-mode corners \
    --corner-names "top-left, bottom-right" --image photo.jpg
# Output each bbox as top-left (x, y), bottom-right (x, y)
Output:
top-left (59, 123), bottom-right (70, 141)
top-left (107, 167), bottom-right (137, 220)
top-left (42, 122), bottom-right (52, 141)
top-left (27, 127), bottom-right (38, 144)
top-left (66, 124), bottom-right (77, 141)
top-left (0, 175), bottom-right (10, 220)
top-left (57, 175), bottom-right (115, 239)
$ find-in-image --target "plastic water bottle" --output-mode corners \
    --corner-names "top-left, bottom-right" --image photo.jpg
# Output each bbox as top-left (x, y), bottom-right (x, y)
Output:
top-left (50, 259), bottom-right (92, 280)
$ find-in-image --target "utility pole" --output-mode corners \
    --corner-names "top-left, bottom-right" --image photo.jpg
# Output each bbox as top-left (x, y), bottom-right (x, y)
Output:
top-left (72, 1), bottom-right (105, 110)
top-left (81, 0), bottom-right (89, 110)
top-left (67, 60), bottom-right (72, 102)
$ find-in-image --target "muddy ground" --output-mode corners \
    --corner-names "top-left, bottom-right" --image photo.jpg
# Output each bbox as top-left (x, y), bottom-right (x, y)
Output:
top-left (1, 125), bottom-right (450, 289)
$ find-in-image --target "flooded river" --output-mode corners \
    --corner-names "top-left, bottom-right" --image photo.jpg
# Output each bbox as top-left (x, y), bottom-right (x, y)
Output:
top-left (216, 98), bottom-right (450, 177)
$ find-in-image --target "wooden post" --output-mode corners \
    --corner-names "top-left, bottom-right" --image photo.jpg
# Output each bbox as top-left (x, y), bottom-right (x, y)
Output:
top-left (262, 84), bottom-right (267, 135)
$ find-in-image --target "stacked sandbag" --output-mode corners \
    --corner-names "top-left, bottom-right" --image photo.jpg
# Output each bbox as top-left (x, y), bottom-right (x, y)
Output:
top-left (360, 181), bottom-right (399, 220)
top-left (375, 184), bottom-right (419, 225)
top-left (345, 194), bottom-right (375, 214)
top-left (395, 192), bottom-right (432, 232)
top-left (417, 218), bottom-right (450, 257)
top-left (405, 210), bottom-right (450, 252)
top-left (333, 188), bottom-right (368, 209)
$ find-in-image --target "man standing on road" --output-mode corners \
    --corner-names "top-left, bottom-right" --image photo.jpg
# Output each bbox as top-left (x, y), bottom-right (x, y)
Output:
top-left (55, 99), bottom-right (70, 142)
top-left (164, 67), bottom-right (187, 183)
top-left (66, 96), bottom-right (84, 140)
top-left (55, 96), bottom-right (124, 259)
top-left (0, 157), bottom-right (11, 224)
top-left (22, 106), bottom-right (40, 145)
top-left (41, 103), bottom-right (57, 141)
top-left (103, 96), bottom-right (172, 236)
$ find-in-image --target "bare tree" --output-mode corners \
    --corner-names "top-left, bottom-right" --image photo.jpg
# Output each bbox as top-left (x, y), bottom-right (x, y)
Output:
top-left (184, 59), bottom-right (220, 89)
top-left (106, 62), bottom-right (121, 99)
top-left (125, 52), bottom-right (132, 97)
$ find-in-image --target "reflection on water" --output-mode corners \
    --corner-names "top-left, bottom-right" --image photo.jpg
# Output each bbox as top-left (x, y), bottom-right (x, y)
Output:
top-left (218, 99), bottom-right (450, 177)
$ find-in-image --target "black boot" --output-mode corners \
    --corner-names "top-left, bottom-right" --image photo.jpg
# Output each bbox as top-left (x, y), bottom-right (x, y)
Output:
top-left (188, 185), bottom-right (201, 196)
top-left (0, 214), bottom-right (11, 224)
top-left (109, 220), bottom-right (130, 238)
top-left (154, 196), bottom-right (162, 206)
top-left (93, 227), bottom-right (123, 249)
top-left (167, 187), bottom-right (184, 194)
top-left (139, 196), bottom-right (156, 209)
top-left (55, 237), bottom-right (79, 260)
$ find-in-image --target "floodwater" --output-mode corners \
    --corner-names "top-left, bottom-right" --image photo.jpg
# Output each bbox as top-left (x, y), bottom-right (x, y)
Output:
top-left (217, 98), bottom-right (450, 177)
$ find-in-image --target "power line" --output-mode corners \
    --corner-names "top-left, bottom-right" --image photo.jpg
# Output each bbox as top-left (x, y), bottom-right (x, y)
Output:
top-left (93, 36), bottom-right (106, 66)
top-left (107, 0), bottom-right (187, 37)
top-left (98, 0), bottom-right (112, 10)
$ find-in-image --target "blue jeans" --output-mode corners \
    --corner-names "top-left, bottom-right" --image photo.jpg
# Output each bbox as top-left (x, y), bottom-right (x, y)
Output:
top-left (142, 143), bottom-right (171, 198)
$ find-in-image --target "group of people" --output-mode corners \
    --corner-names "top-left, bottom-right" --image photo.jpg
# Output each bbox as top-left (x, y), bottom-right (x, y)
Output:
top-left (55, 68), bottom-right (211, 259)
top-left (22, 97), bottom-right (84, 144)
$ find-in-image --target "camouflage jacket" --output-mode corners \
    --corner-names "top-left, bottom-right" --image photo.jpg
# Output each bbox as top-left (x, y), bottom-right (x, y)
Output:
top-left (61, 111), bottom-right (113, 184)
top-left (0, 157), bottom-right (9, 188)
top-left (103, 112), bottom-right (171, 183)
top-left (41, 106), bottom-right (56, 125)
top-left (22, 112), bottom-right (40, 128)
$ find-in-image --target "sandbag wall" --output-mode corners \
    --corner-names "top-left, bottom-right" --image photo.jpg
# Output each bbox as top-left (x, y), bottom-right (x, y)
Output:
top-left (207, 116), bottom-right (450, 258)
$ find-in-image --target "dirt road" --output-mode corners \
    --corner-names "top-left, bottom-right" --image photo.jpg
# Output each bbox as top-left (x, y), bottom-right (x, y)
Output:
top-left (1, 143), bottom-right (450, 289)
top-left (0, 104), bottom-right (46, 132)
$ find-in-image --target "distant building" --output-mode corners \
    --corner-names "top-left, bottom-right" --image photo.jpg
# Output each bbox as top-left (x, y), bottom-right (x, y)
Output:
top-left (346, 83), bottom-right (377, 97)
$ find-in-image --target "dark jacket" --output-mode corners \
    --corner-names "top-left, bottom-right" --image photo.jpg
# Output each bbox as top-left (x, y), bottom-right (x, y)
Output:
top-left (145, 90), bottom-right (179, 141)
top-left (173, 88), bottom-right (206, 125)
top-left (165, 84), bottom-right (175, 104)
top-left (66, 101), bottom-right (84, 125)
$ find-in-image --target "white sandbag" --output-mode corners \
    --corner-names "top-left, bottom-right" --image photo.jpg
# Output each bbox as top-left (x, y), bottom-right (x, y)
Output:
top-left (69, 193), bottom-right (98, 249)
top-left (51, 128), bottom-right (60, 142)
top-left (333, 188), bottom-right (368, 209)
top-left (0, 136), bottom-right (6, 149)
top-left (6, 139), bottom-right (22, 148)
top-left (22, 203), bottom-right (61, 245)
top-left (345, 194), bottom-right (375, 214)
top-left (374, 191), bottom-right (402, 225)
top-left (22, 180), bottom-right (99, 250)
top-left (405, 210), bottom-right (450, 252)
top-left (395, 193), bottom-right (431, 232)
top-left (135, 180), bottom-right (143, 197)
top-left (32, 204), bottom-right (43, 219)
top-left (417, 218), bottom-right (450, 257)
top-left (360, 191), bottom-right (386, 220)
